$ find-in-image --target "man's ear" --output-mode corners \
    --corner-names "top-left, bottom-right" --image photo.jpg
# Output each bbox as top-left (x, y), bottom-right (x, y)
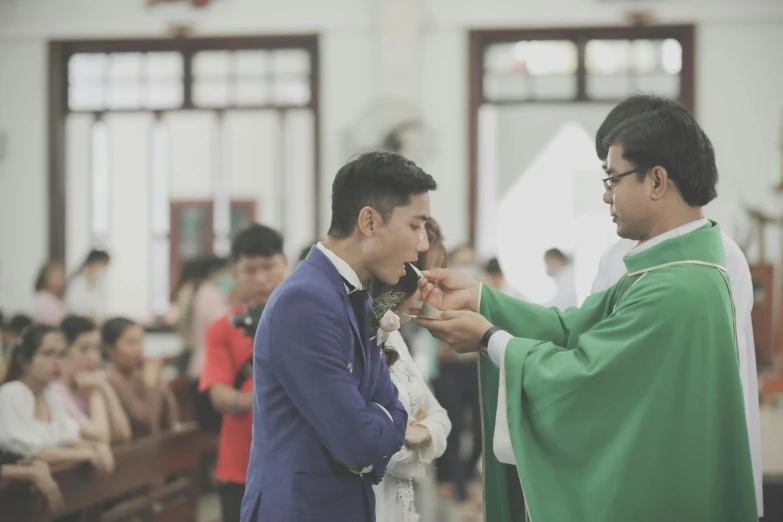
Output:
top-left (357, 206), bottom-right (377, 237)
top-left (648, 166), bottom-right (670, 201)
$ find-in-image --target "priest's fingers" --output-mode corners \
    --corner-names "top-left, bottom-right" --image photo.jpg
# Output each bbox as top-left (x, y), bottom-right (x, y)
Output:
top-left (420, 267), bottom-right (452, 283)
top-left (415, 310), bottom-right (460, 340)
top-left (418, 281), bottom-right (443, 309)
top-left (415, 317), bottom-right (449, 340)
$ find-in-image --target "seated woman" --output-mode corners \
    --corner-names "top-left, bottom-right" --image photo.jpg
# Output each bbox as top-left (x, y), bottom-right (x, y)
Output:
top-left (370, 218), bottom-right (452, 522)
top-left (0, 325), bottom-right (114, 475)
top-left (102, 318), bottom-right (178, 439)
top-left (53, 316), bottom-right (132, 444)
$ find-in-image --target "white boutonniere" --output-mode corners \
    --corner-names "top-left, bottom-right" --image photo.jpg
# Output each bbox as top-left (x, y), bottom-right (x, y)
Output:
top-left (376, 309), bottom-right (401, 346)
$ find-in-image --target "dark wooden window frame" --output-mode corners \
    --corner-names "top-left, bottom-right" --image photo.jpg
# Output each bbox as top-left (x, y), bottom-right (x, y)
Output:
top-left (48, 35), bottom-right (320, 262)
top-left (467, 25), bottom-right (695, 243)
top-left (169, 198), bottom-right (257, 295)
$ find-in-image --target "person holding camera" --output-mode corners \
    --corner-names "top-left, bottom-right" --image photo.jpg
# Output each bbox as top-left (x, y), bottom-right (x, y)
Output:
top-left (199, 224), bottom-right (288, 522)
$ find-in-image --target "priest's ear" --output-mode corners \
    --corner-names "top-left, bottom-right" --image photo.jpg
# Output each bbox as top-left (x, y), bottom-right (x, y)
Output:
top-left (647, 165), bottom-right (671, 202)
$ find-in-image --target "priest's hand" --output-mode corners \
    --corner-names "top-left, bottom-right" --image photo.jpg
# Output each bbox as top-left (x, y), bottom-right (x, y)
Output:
top-left (416, 310), bottom-right (492, 354)
top-left (418, 268), bottom-right (481, 312)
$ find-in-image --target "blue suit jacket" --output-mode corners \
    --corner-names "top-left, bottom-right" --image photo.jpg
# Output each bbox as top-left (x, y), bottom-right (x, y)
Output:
top-left (240, 247), bottom-right (408, 522)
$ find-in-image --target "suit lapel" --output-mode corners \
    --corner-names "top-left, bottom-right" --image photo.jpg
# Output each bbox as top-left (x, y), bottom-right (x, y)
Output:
top-left (340, 292), bottom-right (367, 372)
top-left (306, 246), bottom-right (370, 382)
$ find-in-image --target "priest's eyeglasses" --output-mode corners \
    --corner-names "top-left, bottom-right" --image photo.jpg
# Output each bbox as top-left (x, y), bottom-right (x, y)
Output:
top-left (602, 168), bottom-right (643, 192)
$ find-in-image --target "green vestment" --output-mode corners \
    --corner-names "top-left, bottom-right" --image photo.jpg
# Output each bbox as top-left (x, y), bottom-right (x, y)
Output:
top-left (478, 221), bottom-right (757, 521)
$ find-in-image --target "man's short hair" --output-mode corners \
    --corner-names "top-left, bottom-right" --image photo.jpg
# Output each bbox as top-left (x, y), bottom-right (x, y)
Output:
top-left (328, 152), bottom-right (437, 238)
top-left (596, 95), bottom-right (681, 161)
top-left (231, 224), bottom-right (284, 261)
top-left (603, 106), bottom-right (718, 207)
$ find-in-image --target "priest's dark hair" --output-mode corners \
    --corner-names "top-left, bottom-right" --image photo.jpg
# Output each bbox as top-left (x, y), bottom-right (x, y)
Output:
top-left (328, 151), bottom-right (437, 239)
top-left (595, 95), bottom-right (681, 161)
top-left (603, 106), bottom-right (718, 207)
top-left (231, 224), bottom-right (284, 261)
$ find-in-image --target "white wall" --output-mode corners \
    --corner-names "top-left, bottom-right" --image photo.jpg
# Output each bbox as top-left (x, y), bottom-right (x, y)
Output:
top-left (1, 0), bottom-right (782, 311)
top-left (698, 21), bottom-right (783, 264)
top-left (0, 42), bottom-right (47, 312)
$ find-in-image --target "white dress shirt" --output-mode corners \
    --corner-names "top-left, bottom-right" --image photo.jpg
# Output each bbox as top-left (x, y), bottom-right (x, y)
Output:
top-left (0, 381), bottom-right (81, 457)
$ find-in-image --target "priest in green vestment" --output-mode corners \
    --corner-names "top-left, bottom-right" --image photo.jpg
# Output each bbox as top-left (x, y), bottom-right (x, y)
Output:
top-left (417, 105), bottom-right (757, 521)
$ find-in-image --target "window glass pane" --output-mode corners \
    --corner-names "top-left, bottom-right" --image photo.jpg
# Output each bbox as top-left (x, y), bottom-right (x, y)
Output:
top-left (235, 50), bottom-right (270, 77)
top-left (586, 74), bottom-right (634, 98)
top-left (147, 82), bottom-right (183, 109)
top-left (146, 52), bottom-right (184, 79)
top-left (272, 49), bottom-right (310, 75)
top-left (235, 80), bottom-right (269, 106)
top-left (193, 79), bottom-right (231, 107)
top-left (69, 84), bottom-right (105, 111)
top-left (483, 74), bottom-right (528, 101)
top-left (661, 39), bottom-right (682, 74)
top-left (586, 40), bottom-right (631, 74)
top-left (194, 50), bottom-right (231, 78)
top-left (635, 74), bottom-right (680, 98)
top-left (177, 206), bottom-right (211, 259)
top-left (632, 40), bottom-right (658, 74)
top-left (230, 204), bottom-right (254, 237)
top-left (109, 53), bottom-right (143, 80)
top-left (273, 77), bottom-right (310, 105)
top-left (107, 83), bottom-right (143, 110)
top-left (531, 75), bottom-right (577, 99)
top-left (512, 40), bottom-right (577, 76)
top-left (69, 53), bottom-right (106, 81)
top-left (484, 43), bottom-right (518, 73)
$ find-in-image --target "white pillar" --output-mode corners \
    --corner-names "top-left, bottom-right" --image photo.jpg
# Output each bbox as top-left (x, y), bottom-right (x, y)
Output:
top-left (374, 0), bottom-right (425, 116)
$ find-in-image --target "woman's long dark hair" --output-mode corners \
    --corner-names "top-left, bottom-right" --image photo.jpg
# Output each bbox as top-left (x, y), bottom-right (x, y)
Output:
top-left (69, 249), bottom-right (110, 281)
top-left (60, 315), bottom-right (97, 345)
top-left (4, 324), bottom-right (58, 383)
top-left (101, 317), bottom-right (137, 349)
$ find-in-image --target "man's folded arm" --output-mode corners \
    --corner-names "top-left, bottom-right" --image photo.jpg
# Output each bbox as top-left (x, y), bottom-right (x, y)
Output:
top-left (267, 287), bottom-right (405, 470)
top-left (367, 348), bottom-right (408, 483)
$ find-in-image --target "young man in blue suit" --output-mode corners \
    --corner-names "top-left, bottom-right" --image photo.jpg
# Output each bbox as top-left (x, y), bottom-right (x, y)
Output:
top-left (241, 152), bottom-right (438, 521)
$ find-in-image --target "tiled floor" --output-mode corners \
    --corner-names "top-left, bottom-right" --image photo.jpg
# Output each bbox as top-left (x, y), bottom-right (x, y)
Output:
top-left (196, 472), bottom-right (483, 522)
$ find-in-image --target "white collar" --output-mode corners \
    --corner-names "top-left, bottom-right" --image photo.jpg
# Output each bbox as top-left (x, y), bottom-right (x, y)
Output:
top-left (316, 242), bottom-right (364, 292)
top-left (627, 217), bottom-right (709, 256)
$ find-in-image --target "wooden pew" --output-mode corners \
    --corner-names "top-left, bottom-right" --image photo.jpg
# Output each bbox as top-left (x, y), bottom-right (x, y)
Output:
top-left (0, 422), bottom-right (201, 522)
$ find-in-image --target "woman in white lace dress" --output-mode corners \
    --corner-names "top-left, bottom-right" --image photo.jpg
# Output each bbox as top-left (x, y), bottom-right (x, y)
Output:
top-left (371, 219), bottom-right (451, 522)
